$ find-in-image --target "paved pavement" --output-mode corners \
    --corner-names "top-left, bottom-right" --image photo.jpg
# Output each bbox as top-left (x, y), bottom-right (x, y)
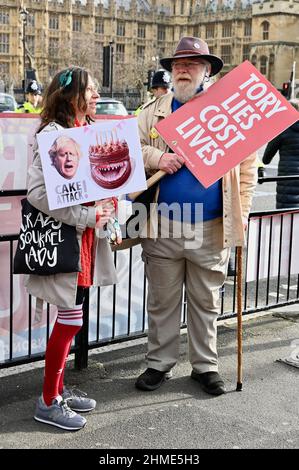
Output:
top-left (0, 307), bottom-right (298, 452)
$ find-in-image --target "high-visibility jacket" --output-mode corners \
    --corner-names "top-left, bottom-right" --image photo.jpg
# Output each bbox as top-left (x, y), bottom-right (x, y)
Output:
top-left (15, 101), bottom-right (42, 114)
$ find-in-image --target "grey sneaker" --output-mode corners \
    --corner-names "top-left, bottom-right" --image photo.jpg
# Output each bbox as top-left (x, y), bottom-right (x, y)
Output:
top-left (62, 387), bottom-right (96, 412)
top-left (34, 395), bottom-right (86, 431)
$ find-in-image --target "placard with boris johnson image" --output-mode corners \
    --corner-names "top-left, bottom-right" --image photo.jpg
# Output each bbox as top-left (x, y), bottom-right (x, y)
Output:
top-left (36, 117), bottom-right (147, 210)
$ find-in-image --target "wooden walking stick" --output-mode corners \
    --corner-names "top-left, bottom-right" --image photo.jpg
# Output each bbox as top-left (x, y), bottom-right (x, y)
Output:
top-left (236, 245), bottom-right (243, 391)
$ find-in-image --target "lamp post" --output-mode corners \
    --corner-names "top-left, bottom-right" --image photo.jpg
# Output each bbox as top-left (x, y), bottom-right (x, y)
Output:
top-left (109, 40), bottom-right (114, 98)
top-left (19, 7), bottom-right (29, 101)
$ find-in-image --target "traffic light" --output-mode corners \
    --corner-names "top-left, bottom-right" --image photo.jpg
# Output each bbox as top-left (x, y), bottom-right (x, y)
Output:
top-left (281, 81), bottom-right (291, 99)
top-left (103, 45), bottom-right (111, 87)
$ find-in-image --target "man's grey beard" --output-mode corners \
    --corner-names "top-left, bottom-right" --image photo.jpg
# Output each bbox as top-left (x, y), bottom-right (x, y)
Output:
top-left (173, 79), bottom-right (203, 103)
top-left (173, 83), bottom-right (198, 103)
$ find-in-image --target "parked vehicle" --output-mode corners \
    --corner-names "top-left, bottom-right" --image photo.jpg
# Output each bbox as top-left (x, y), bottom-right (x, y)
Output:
top-left (0, 93), bottom-right (18, 113)
top-left (96, 98), bottom-right (128, 116)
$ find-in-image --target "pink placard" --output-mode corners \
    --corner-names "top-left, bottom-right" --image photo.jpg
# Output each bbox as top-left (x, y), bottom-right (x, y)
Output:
top-left (155, 61), bottom-right (299, 188)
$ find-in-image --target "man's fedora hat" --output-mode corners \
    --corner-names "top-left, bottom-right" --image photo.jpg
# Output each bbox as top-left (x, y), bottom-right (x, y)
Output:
top-left (160, 36), bottom-right (223, 77)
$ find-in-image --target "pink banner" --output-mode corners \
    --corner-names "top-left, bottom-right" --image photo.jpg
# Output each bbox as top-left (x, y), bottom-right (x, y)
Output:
top-left (0, 114), bottom-right (39, 232)
top-left (155, 61), bottom-right (299, 188)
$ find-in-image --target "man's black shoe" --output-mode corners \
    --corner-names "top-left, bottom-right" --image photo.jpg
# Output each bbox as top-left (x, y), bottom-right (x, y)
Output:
top-left (135, 368), bottom-right (172, 391)
top-left (191, 371), bottom-right (226, 396)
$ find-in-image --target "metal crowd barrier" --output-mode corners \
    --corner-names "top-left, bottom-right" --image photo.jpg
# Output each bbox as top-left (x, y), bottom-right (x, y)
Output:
top-left (1, 180), bottom-right (299, 370)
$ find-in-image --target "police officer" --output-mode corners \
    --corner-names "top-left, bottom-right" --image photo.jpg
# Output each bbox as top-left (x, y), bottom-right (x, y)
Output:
top-left (150, 69), bottom-right (171, 99)
top-left (16, 80), bottom-right (43, 114)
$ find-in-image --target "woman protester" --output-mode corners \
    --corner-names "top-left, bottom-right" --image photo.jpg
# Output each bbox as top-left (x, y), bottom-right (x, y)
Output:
top-left (26, 66), bottom-right (120, 431)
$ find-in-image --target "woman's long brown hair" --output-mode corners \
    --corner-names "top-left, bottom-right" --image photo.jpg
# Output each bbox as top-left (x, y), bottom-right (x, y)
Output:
top-left (37, 66), bottom-right (93, 133)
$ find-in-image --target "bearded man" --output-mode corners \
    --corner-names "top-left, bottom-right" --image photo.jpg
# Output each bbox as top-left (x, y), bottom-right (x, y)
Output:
top-left (135, 37), bottom-right (257, 395)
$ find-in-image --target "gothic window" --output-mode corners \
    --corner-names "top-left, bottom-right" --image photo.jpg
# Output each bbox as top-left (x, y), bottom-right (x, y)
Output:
top-left (138, 24), bottom-right (146, 39)
top-left (244, 20), bottom-right (252, 37)
top-left (73, 17), bottom-right (82, 32)
top-left (158, 25), bottom-right (166, 41)
top-left (0, 10), bottom-right (9, 25)
top-left (206, 24), bottom-right (215, 39)
top-left (49, 14), bottom-right (59, 30)
top-left (222, 22), bottom-right (232, 38)
top-left (0, 33), bottom-right (9, 53)
top-left (116, 43), bottom-right (125, 62)
top-left (95, 19), bottom-right (104, 34)
top-left (260, 56), bottom-right (268, 75)
top-left (180, 0), bottom-right (185, 15)
top-left (243, 45), bottom-right (250, 61)
top-left (117, 21), bottom-right (125, 36)
top-left (221, 45), bottom-right (232, 65)
top-left (261, 21), bottom-right (269, 40)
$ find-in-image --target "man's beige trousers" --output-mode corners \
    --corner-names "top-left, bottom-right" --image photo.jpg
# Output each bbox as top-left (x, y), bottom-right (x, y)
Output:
top-left (141, 216), bottom-right (230, 373)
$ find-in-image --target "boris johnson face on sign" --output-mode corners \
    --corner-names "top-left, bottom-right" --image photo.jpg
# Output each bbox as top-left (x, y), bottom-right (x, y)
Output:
top-left (49, 136), bottom-right (82, 180)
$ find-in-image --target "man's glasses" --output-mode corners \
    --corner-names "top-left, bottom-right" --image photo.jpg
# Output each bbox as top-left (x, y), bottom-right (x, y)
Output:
top-left (171, 61), bottom-right (205, 71)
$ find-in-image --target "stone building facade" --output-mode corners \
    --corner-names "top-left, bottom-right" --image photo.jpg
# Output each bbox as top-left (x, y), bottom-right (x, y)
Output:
top-left (0, 0), bottom-right (298, 96)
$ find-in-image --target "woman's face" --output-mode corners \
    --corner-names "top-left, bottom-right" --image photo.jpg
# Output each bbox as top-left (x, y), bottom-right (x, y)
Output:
top-left (54, 141), bottom-right (80, 179)
top-left (85, 76), bottom-right (100, 117)
top-left (72, 75), bottom-right (99, 119)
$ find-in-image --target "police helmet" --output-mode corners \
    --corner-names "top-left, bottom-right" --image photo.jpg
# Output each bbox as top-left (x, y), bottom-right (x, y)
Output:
top-left (26, 80), bottom-right (42, 95)
top-left (150, 70), bottom-right (171, 89)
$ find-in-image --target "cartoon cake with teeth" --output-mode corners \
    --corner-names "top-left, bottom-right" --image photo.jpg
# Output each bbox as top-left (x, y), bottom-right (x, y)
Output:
top-left (89, 132), bottom-right (132, 189)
